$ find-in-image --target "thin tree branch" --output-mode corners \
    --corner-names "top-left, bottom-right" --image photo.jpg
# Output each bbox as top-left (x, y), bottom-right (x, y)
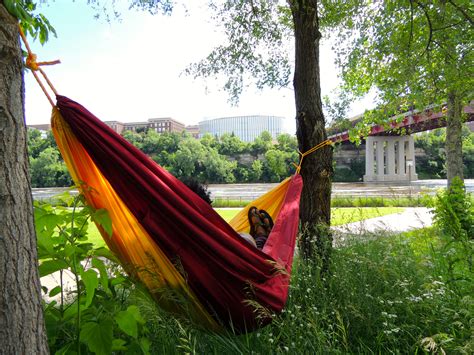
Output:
top-left (432, 39), bottom-right (458, 63)
top-left (432, 20), bottom-right (464, 31)
top-left (408, 0), bottom-right (414, 50)
top-left (414, 0), bottom-right (434, 57)
top-left (447, 0), bottom-right (474, 26)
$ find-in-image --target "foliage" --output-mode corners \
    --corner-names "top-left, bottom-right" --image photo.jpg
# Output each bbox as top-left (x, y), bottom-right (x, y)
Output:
top-left (27, 127), bottom-right (300, 187)
top-left (89, 228), bottom-right (472, 354)
top-left (186, 0), bottom-right (292, 104)
top-left (431, 176), bottom-right (473, 240)
top-left (30, 146), bottom-right (73, 187)
top-left (123, 130), bottom-right (297, 184)
top-left (3, 0), bottom-right (56, 44)
top-left (36, 192), bottom-right (151, 354)
top-left (415, 127), bottom-right (474, 179)
top-left (331, 0), bottom-right (473, 130)
top-left (27, 128), bottom-right (73, 188)
top-left (332, 157), bottom-right (364, 182)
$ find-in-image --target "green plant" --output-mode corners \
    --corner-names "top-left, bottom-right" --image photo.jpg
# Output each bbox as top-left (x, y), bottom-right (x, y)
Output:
top-left (432, 177), bottom-right (473, 240)
top-left (429, 177), bottom-right (473, 293)
top-left (36, 191), bottom-right (151, 354)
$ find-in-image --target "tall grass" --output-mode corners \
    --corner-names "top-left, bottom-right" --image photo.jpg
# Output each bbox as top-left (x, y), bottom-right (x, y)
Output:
top-left (126, 228), bottom-right (472, 354)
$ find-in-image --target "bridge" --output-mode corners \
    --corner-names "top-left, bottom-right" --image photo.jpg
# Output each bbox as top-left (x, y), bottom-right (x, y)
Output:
top-left (328, 104), bottom-right (474, 182)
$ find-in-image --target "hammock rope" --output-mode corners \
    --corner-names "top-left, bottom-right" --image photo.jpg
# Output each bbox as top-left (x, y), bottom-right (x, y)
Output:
top-left (295, 139), bottom-right (333, 174)
top-left (18, 24), bottom-right (60, 107)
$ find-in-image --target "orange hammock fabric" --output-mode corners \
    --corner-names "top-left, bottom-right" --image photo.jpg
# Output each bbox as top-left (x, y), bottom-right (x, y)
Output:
top-left (51, 96), bottom-right (303, 332)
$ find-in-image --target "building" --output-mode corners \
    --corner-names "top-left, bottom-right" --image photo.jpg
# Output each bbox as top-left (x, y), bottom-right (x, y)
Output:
top-left (148, 117), bottom-right (185, 134)
top-left (185, 124), bottom-right (200, 138)
top-left (103, 121), bottom-right (125, 135)
top-left (199, 115), bottom-right (283, 142)
top-left (104, 117), bottom-right (185, 134)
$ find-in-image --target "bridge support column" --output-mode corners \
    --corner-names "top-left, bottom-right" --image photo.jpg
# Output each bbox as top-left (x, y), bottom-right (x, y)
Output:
top-left (406, 135), bottom-right (418, 181)
top-left (363, 136), bottom-right (375, 181)
top-left (364, 135), bottom-right (418, 182)
top-left (376, 138), bottom-right (385, 179)
top-left (398, 136), bottom-right (407, 179)
top-left (387, 137), bottom-right (396, 178)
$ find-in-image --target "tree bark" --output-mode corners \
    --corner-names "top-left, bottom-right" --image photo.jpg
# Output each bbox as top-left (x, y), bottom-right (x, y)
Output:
top-left (290, 0), bottom-right (333, 262)
top-left (446, 90), bottom-right (464, 186)
top-left (0, 5), bottom-right (49, 354)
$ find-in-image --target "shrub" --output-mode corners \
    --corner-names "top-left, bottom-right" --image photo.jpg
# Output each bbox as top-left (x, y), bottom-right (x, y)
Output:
top-left (36, 193), bottom-right (151, 354)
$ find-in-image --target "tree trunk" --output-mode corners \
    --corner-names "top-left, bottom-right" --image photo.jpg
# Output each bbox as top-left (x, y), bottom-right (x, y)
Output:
top-left (290, 0), bottom-right (333, 264)
top-left (0, 5), bottom-right (49, 354)
top-left (446, 91), bottom-right (464, 187)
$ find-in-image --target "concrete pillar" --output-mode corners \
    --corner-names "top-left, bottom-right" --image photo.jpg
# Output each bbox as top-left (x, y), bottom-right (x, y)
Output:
top-left (376, 137), bottom-right (385, 180)
top-left (364, 136), bottom-right (375, 181)
top-left (387, 137), bottom-right (396, 178)
top-left (397, 137), bottom-right (406, 177)
top-left (406, 135), bottom-right (418, 180)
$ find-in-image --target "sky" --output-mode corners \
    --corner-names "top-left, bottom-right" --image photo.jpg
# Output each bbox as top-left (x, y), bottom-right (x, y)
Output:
top-left (24, 1), bottom-right (372, 134)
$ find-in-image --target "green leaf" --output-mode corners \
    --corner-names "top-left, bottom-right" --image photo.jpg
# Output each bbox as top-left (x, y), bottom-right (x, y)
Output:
top-left (37, 232), bottom-right (56, 257)
top-left (49, 286), bottom-right (62, 297)
top-left (115, 305), bottom-right (144, 339)
top-left (92, 258), bottom-right (110, 294)
top-left (3, 0), bottom-right (21, 19)
top-left (112, 338), bottom-right (128, 351)
top-left (54, 191), bottom-right (75, 206)
top-left (39, 260), bottom-right (68, 277)
top-left (81, 269), bottom-right (99, 308)
top-left (80, 320), bottom-right (113, 355)
top-left (140, 337), bottom-right (152, 355)
top-left (92, 247), bottom-right (119, 263)
top-left (92, 209), bottom-right (113, 237)
top-left (36, 213), bottom-right (63, 233)
top-left (54, 342), bottom-right (73, 355)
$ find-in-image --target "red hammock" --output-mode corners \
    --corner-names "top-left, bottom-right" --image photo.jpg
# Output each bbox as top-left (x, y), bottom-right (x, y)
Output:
top-left (52, 95), bottom-right (303, 332)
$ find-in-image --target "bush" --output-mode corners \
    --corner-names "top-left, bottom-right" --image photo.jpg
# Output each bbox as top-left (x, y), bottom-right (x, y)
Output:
top-left (36, 193), bottom-right (151, 354)
top-left (431, 177), bottom-right (473, 240)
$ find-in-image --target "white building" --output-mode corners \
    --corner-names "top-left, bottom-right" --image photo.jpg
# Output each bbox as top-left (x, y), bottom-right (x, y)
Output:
top-left (199, 115), bottom-right (283, 142)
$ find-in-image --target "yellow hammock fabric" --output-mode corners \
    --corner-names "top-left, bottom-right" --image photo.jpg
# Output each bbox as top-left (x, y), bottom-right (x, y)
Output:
top-left (51, 107), bottom-right (293, 331)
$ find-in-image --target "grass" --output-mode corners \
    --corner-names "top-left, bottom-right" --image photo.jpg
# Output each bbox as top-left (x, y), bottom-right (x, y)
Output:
top-left (87, 207), bottom-right (405, 248)
top-left (213, 196), bottom-right (431, 208)
top-left (205, 207), bottom-right (403, 224)
top-left (127, 227), bottom-right (473, 354)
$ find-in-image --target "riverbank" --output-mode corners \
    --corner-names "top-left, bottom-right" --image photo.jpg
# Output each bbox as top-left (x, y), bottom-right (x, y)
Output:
top-left (31, 179), bottom-right (474, 202)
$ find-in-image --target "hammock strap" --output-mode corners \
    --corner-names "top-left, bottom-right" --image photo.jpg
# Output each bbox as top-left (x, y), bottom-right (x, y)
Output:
top-left (18, 24), bottom-right (60, 107)
top-left (295, 139), bottom-right (333, 174)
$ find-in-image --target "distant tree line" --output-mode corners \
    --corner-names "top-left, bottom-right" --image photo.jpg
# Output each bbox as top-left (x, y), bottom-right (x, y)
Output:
top-left (27, 128), bottom-right (300, 187)
top-left (27, 127), bottom-right (473, 188)
top-left (121, 129), bottom-right (299, 184)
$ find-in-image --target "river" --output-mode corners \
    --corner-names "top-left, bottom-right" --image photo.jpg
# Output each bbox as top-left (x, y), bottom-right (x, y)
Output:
top-left (31, 179), bottom-right (474, 202)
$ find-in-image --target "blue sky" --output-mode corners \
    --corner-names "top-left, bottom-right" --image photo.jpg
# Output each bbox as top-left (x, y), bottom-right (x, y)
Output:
top-left (24, 1), bottom-right (372, 133)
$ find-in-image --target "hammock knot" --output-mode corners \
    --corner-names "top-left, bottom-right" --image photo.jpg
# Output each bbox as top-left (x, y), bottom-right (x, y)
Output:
top-left (25, 52), bottom-right (61, 71)
top-left (26, 53), bottom-right (39, 71)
